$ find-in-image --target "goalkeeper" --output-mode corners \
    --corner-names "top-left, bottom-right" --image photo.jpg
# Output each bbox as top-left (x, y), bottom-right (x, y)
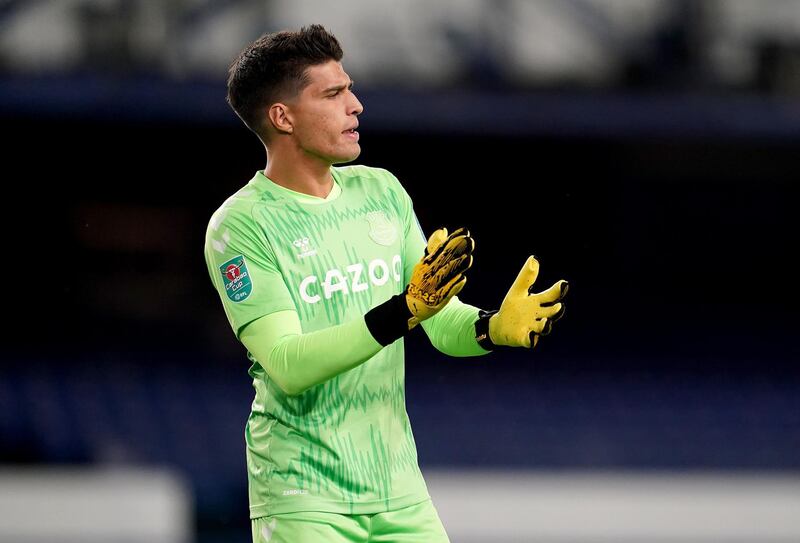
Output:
top-left (204, 24), bottom-right (568, 543)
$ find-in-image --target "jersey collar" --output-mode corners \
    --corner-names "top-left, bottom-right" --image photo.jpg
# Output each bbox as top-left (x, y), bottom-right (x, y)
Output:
top-left (253, 170), bottom-right (342, 205)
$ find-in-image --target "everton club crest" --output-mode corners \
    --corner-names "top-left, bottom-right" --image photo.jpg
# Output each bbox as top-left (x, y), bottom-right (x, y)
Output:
top-left (366, 210), bottom-right (397, 246)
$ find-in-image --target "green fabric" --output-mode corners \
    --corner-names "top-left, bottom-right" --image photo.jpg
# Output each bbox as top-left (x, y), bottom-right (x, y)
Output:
top-left (397, 199), bottom-right (489, 357)
top-left (421, 298), bottom-right (490, 357)
top-left (240, 311), bottom-right (382, 396)
top-left (251, 499), bottom-right (449, 543)
top-left (205, 166), bottom-right (425, 517)
top-left (257, 174), bottom-right (343, 205)
top-left (239, 300), bottom-right (488, 398)
top-left (204, 165), bottom-right (488, 519)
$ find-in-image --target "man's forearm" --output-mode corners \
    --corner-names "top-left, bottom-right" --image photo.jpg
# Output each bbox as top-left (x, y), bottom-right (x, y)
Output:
top-left (241, 312), bottom-right (383, 396)
top-left (420, 297), bottom-right (491, 357)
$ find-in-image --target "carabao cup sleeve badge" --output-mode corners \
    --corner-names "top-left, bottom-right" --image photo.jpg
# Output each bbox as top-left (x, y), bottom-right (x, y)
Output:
top-left (219, 255), bottom-right (253, 303)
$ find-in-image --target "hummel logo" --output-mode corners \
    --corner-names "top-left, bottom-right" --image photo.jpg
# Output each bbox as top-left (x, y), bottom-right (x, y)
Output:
top-left (293, 237), bottom-right (317, 258)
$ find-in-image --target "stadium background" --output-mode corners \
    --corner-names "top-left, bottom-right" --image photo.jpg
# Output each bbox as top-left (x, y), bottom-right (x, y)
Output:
top-left (1, 1), bottom-right (799, 541)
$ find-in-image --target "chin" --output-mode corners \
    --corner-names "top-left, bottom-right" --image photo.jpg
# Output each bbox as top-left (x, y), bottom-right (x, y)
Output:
top-left (332, 146), bottom-right (361, 165)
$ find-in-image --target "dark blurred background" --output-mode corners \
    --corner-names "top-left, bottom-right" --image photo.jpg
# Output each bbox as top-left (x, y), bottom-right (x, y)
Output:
top-left (2, 1), bottom-right (799, 542)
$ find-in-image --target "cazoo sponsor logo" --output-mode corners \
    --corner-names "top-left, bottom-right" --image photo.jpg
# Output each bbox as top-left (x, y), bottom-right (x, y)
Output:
top-left (299, 255), bottom-right (402, 304)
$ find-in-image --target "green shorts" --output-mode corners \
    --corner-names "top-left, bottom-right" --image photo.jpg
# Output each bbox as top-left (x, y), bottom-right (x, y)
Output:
top-left (251, 499), bottom-right (450, 543)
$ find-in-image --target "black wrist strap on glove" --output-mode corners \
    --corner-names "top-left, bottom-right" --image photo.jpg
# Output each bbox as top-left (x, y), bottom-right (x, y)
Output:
top-left (474, 309), bottom-right (499, 351)
top-left (365, 291), bottom-right (414, 346)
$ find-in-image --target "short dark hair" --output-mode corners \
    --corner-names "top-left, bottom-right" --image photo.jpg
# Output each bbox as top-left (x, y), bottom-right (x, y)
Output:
top-left (226, 24), bottom-right (343, 138)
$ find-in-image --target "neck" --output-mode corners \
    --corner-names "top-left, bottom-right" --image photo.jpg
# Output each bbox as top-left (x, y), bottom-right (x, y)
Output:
top-left (263, 145), bottom-right (334, 199)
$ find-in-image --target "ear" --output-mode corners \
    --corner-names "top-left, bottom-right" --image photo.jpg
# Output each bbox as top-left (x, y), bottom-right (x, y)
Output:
top-left (267, 103), bottom-right (294, 135)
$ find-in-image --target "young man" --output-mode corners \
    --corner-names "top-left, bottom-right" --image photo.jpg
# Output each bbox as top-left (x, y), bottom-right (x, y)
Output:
top-left (204, 25), bottom-right (568, 543)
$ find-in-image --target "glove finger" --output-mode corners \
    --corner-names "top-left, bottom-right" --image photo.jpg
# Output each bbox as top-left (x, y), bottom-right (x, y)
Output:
top-left (415, 255), bottom-right (470, 300)
top-left (437, 274), bottom-right (467, 306)
top-left (447, 227), bottom-right (470, 240)
top-left (549, 303), bottom-right (566, 322)
top-left (427, 236), bottom-right (474, 277)
top-left (418, 246), bottom-right (471, 290)
top-left (510, 256), bottom-right (540, 297)
top-left (536, 279), bottom-right (569, 306)
top-left (451, 253), bottom-right (474, 279)
top-left (463, 232), bottom-right (475, 254)
top-left (528, 331), bottom-right (539, 349)
top-left (425, 227), bottom-right (449, 256)
top-left (418, 233), bottom-right (471, 285)
top-left (538, 302), bottom-right (564, 321)
top-left (425, 229), bottom-right (472, 265)
top-left (530, 317), bottom-right (551, 336)
top-left (432, 253), bottom-right (473, 287)
top-left (442, 230), bottom-right (473, 258)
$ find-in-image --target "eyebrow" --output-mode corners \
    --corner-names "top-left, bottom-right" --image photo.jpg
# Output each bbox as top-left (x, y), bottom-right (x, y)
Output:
top-left (322, 80), bottom-right (354, 94)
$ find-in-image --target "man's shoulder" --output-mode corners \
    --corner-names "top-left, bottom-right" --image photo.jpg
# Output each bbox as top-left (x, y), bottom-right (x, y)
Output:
top-left (206, 182), bottom-right (262, 234)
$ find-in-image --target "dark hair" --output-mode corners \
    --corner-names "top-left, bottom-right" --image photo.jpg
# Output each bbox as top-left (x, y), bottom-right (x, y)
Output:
top-left (226, 24), bottom-right (343, 138)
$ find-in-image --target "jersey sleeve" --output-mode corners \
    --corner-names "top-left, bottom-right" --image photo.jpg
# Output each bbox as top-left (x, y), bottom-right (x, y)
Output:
top-left (204, 204), bottom-right (296, 339)
top-left (240, 310), bottom-right (383, 396)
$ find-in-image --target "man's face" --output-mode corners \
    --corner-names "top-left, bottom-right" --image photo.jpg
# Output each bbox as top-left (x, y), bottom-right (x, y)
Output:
top-left (288, 60), bottom-right (363, 164)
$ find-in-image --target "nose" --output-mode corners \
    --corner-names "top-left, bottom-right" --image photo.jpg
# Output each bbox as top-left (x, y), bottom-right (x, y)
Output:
top-left (349, 92), bottom-right (364, 116)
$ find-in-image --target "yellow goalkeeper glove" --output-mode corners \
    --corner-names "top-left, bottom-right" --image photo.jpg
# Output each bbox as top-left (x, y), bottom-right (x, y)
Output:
top-left (476, 256), bottom-right (568, 349)
top-left (406, 227), bottom-right (474, 328)
top-left (365, 227), bottom-right (474, 346)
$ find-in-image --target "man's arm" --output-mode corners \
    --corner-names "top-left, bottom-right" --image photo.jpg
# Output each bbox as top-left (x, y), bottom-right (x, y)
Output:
top-left (227, 226), bottom-right (473, 397)
top-left (401, 215), bottom-right (489, 356)
top-left (419, 298), bottom-right (491, 356)
top-left (419, 257), bottom-right (569, 354)
top-left (240, 310), bottom-right (383, 396)
top-left (206, 202), bottom-right (474, 395)
top-left (395, 180), bottom-right (567, 355)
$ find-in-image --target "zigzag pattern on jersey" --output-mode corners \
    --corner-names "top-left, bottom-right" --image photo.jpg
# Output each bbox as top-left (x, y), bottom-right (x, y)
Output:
top-left (250, 181), bottom-right (423, 502)
top-left (272, 365), bottom-right (419, 501)
top-left (274, 359), bottom-right (405, 430)
top-left (279, 422), bottom-right (420, 503)
top-left (256, 189), bottom-right (405, 323)
top-left (259, 188), bottom-right (402, 243)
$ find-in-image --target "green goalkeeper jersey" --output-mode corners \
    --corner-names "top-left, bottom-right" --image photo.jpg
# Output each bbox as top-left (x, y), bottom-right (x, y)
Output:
top-left (204, 165), bottom-right (433, 518)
